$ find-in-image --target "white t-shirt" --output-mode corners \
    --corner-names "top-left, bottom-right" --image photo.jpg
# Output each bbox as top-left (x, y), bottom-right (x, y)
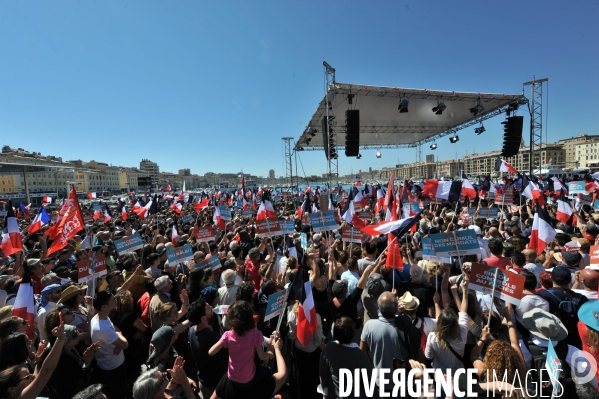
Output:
top-left (514, 295), bottom-right (550, 325)
top-left (425, 311), bottom-right (469, 373)
top-left (90, 317), bottom-right (125, 371)
top-left (573, 289), bottom-right (598, 300)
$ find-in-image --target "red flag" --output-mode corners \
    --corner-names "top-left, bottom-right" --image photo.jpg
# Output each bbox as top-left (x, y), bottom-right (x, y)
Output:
top-left (0, 202), bottom-right (23, 257)
top-left (256, 200), bottom-right (276, 220)
top-left (213, 206), bottom-right (226, 231)
top-left (121, 205), bottom-right (128, 221)
top-left (47, 186), bottom-right (85, 256)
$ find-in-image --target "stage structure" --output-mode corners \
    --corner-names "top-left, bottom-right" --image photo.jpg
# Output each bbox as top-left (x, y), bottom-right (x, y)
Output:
top-left (295, 62), bottom-right (529, 187)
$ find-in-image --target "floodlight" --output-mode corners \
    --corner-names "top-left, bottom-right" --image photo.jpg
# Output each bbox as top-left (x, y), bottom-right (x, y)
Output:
top-left (449, 136), bottom-right (459, 143)
top-left (376, 150), bottom-right (382, 158)
top-left (398, 98), bottom-right (409, 113)
top-left (474, 125), bottom-right (486, 135)
top-left (432, 101), bottom-right (446, 115)
top-left (430, 143), bottom-right (438, 150)
top-left (469, 101), bottom-right (484, 116)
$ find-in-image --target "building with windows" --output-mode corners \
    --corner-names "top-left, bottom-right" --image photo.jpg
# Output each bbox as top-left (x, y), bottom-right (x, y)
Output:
top-left (556, 135), bottom-right (599, 169)
top-left (140, 159), bottom-right (160, 187)
top-left (575, 139), bottom-right (599, 169)
top-left (0, 174), bottom-right (22, 194)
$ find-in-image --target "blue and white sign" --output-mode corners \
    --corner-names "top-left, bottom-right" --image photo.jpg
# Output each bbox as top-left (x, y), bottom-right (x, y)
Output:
top-left (426, 230), bottom-right (480, 257)
top-left (114, 234), bottom-right (144, 254)
top-left (264, 289), bottom-right (290, 322)
top-left (218, 205), bottom-right (231, 220)
top-left (309, 210), bottom-right (339, 233)
top-left (196, 255), bottom-right (222, 271)
top-left (546, 339), bottom-right (563, 397)
top-left (182, 215), bottom-right (194, 225)
top-left (300, 233), bottom-right (308, 250)
top-left (594, 200), bottom-right (599, 212)
top-left (421, 237), bottom-right (452, 263)
top-left (569, 181), bottom-right (588, 197)
top-left (467, 207), bottom-right (499, 218)
top-left (403, 202), bottom-right (421, 213)
top-left (167, 244), bottom-right (194, 267)
top-left (279, 220), bottom-right (295, 235)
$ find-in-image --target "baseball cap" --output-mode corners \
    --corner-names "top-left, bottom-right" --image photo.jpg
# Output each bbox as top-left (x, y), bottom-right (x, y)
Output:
top-left (365, 273), bottom-right (389, 298)
top-left (551, 265), bottom-right (572, 285)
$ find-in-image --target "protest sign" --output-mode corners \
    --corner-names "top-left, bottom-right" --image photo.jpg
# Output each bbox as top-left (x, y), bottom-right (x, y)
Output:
top-left (494, 187), bottom-right (513, 206)
top-left (167, 244), bottom-right (194, 267)
top-left (467, 207), bottom-right (499, 218)
top-left (590, 245), bottom-right (599, 269)
top-left (196, 256), bottom-right (221, 271)
top-left (264, 289), bottom-right (290, 322)
top-left (256, 218), bottom-right (282, 238)
top-left (341, 226), bottom-right (367, 244)
top-left (301, 213), bottom-right (311, 225)
top-left (77, 252), bottom-right (107, 283)
top-left (300, 233), bottom-right (308, 250)
top-left (403, 202), bottom-right (421, 213)
top-left (241, 209), bottom-right (253, 217)
top-left (594, 200), bottom-right (599, 212)
top-left (578, 194), bottom-right (593, 206)
top-left (194, 226), bottom-right (215, 242)
top-left (279, 220), bottom-right (295, 235)
top-left (421, 237), bottom-right (451, 263)
top-left (546, 340), bottom-right (563, 397)
top-left (429, 197), bottom-right (445, 205)
top-left (309, 210), bottom-right (339, 233)
top-left (182, 215), bottom-right (194, 225)
top-left (426, 230), bottom-right (480, 257)
top-left (357, 211), bottom-right (373, 222)
top-left (114, 233), bottom-right (144, 254)
top-left (569, 181), bottom-right (588, 197)
top-left (469, 262), bottom-right (526, 305)
top-left (218, 205), bottom-right (231, 220)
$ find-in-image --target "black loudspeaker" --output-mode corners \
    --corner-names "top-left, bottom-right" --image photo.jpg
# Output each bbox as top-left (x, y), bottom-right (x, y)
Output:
top-left (501, 116), bottom-right (524, 158)
top-left (321, 116), bottom-right (331, 160)
top-left (345, 110), bottom-right (359, 157)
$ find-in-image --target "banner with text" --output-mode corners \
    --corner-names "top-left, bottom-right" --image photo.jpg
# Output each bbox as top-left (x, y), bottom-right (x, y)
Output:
top-left (114, 234), bottom-right (144, 254)
top-left (309, 210), bottom-right (340, 233)
top-left (194, 226), bottom-right (216, 242)
top-left (426, 230), bottom-right (480, 257)
top-left (279, 220), bottom-right (295, 235)
top-left (469, 262), bottom-right (525, 306)
top-left (264, 288), bottom-right (290, 322)
top-left (421, 237), bottom-right (451, 263)
top-left (467, 207), bottom-right (499, 218)
top-left (256, 218), bottom-right (282, 238)
top-left (341, 226), bottom-right (368, 244)
top-left (196, 256), bottom-right (222, 271)
top-left (167, 244), bottom-right (194, 267)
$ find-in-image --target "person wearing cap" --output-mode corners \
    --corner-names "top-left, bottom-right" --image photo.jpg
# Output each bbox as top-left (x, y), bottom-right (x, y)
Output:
top-left (54, 248), bottom-right (76, 272)
top-left (361, 272), bottom-right (389, 325)
top-left (37, 283), bottom-right (63, 342)
top-left (538, 265), bottom-right (589, 350)
top-left (399, 291), bottom-right (439, 348)
top-left (572, 268), bottom-right (599, 300)
top-left (519, 308), bottom-right (598, 390)
top-left (59, 284), bottom-right (93, 338)
top-left (577, 301), bottom-right (599, 391)
top-left (513, 270), bottom-right (550, 339)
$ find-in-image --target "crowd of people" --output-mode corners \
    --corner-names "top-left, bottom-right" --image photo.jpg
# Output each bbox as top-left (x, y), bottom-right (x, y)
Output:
top-left (1, 182), bottom-right (599, 399)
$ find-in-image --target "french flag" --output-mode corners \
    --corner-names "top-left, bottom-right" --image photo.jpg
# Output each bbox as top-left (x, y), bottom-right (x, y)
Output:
top-left (11, 263), bottom-right (35, 340)
top-left (213, 205), bottom-right (226, 230)
top-left (297, 197), bottom-right (310, 219)
top-left (28, 207), bottom-right (51, 234)
top-left (170, 202), bottom-right (182, 214)
top-left (104, 207), bottom-right (113, 224)
top-left (194, 198), bottom-right (210, 212)
top-left (287, 254), bottom-right (318, 347)
top-left (0, 202), bottom-right (23, 256)
top-left (495, 159), bottom-right (517, 174)
top-left (133, 201), bottom-right (142, 210)
top-left (19, 203), bottom-right (31, 219)
top-left (328, 194), bottom-right (334, 211)
top-left (375, 188), bottom-right (385, 213)
top-left (93, 208), bottom-right (102, 221)
top-left (361, 211), bottom-right (421, 238)
top-left (166, 184), bottom-right (172, 192)
top-left (556, 190), bottom-right (573, 224)
top-left (342, 188), bottom-right (366, 229)
top-left (530, 204), bottom-right (556, 255)
top-left (354, 176), bottom-right (361, 187)
top-left (42, 196), bottom-right (52, 206)
top-left (88, 192), bottom-right (97, 199)
top-left (171, 223), bottom-right (180, 246)
top-left (422, 180), bottom-right (462, 202)
top-left (121, 204), bottom-right (128, 220)
top-left (462, 174), bottom-right (477, 200)
top-left (256, 200), bottom-right (276, 220)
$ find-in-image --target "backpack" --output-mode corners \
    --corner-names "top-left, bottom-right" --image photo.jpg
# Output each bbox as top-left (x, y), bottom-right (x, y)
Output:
top-left (545, 289), bottom-right (581, 330)
top-left (523, 339), bottom-right (571, 397)
top-left (394, 314), bottom-right (423, 362)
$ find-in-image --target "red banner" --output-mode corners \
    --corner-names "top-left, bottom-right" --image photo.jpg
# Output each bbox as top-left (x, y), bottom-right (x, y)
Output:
top-left (47, 186), bottom-right (85, 255)
top-left (194, 226), bottom-right (216, 242)
top-left (77, 252), bottom-right (107, 283)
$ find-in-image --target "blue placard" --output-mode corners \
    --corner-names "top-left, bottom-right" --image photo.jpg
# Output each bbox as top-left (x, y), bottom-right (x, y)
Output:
top-left (421, 237), bottom-right (452, 263)
top-left (594, 200), bottom-right (599, 212)
top-left (263, 288), bottom-right (290, 322)
top-left (92, 202), bottom-right (102, 212)
top-left (426, 230), bottom-right (480, 257)
top-left (309, 210), bottom-right (340, 233)
top-left (182, 215), bottom-right (194, 225)
top-left (569, 181), bottom-right (588, 196)
top-left (114, 233), bottom-right (144, 254)
top-left (300, 233), bottom-right (308, 250)
top-left (166, 244), bottom-right (194, 267)
top-left (196, 255), bottom-right (221, 271)
top-left (218, 205), bottom-right (231, 220)
top-left (279, 220), bottom-right (295, 235)
top-left (403, 202), bottom-right (421, 213)
top-left (467, 207), bottom-right (499, 218)
top-left (241, 209), bottom-right (253, 217)
top-left (546, 339), bottom-right (563, 397)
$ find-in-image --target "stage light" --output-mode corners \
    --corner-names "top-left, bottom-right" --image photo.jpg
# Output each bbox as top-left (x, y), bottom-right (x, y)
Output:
top-left (469, 101), bottom-right (484, 116)
top-left (298, 146), bottom-right (304, 151)
top-left (432, 101), bottom-right (446, 115)
top-left (474, 125), bottom-right (486, 135)
top-left (347, 94), bottom-right (355, 105)
top-left (357, 154), bottom-right (362, 159)
top-left (430, 143), bottom-right (438, 150)
top-left (449, 136), bottom-right (459, 143)
top-left (398, 98), bottom-right (409, 113)
top-left (376, 150), bottom-right (382, 158)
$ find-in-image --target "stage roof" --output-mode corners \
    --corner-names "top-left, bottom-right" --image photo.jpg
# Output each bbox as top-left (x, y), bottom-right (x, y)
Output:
top-left (295, 83), bottom-right (528, 151)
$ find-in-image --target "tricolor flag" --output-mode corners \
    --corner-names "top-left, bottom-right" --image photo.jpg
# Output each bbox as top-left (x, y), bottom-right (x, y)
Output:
top-left (529, 204), bottom-right (556, 255)
top-left (42, 196), bottom-right (52, 206)
top-left (556, 190), bottom-right (573, 225)
top-left (494, 159), bottom-right (517, 174)
top-left (287, 254), bottom-right (318, 347)
top-left (120, 204), bottom-right (128, 221)
top-left (19, 203), bottom-right (31, 219)
top-left (133, 201), bottom-right (142, 210)
top-left (342, 188), bottom-right (366, 229)
top-left (170, 202), bottom-right (182, 214)
top-left (328, 194), bottom-right (334, 212)
top-left (361, 212), bottom-right (422, 238)
top-left (354, 176), bottom-right (361, 187)
top-left (256, 200), bottom-right (276, 220)
top-left (213, 205), bottom-right (226, 230)
top-left (87, 192), bottom-right (97, 199)
top-left (28, 207), bottom-right (51, 234)
top-left (11, 263), bottom-right (35, 340)
top-left (171, 223), bottom-right (179, 246)
top-left (194, 198), bottom-right (210, 212)
top-left (422, 180), bottom-right (462, 202)
top-left (461, 174), bottom-right (477, 200)
top-left (166, 184), bottom-right (172, 192)
top-left (133, 201), bottom-right (151, 219)
top-left (104, 206), bottom-right (113, 224)
top-left (375, 188), bottom-right (385, 214)
top-left (0, 202), bottom-right (23, 256)
top-left (297, 197), bottom-right (310, 219)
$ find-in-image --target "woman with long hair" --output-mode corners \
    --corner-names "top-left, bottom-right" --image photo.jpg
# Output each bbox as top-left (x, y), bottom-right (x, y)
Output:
top-left (132, 356), bottom-right (195, 399)
top-left (186, 267), bottom-right (205, 304)
top-left (0, 316), bottom-right (29, 342)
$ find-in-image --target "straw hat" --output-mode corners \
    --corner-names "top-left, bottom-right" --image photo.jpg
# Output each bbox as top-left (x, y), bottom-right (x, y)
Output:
top-left (399, 292), bottom-right (420, 311)
top-left (58, 285), bottom-right (88, 304)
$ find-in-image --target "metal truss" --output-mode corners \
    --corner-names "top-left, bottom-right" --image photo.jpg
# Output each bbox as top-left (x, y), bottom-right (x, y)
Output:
top-left (295, 99), bottom-right (528, 151)
top-left (324, 61), bottom-right (337, 188)
top-left (282, 137), bottom-right (294, 188)
top-left (523, 77), bottom-right (547, 175)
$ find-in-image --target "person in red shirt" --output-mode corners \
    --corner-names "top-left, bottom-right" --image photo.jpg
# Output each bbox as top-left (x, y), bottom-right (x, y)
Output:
top-left (27, 259), bottom-right (44, 295)
top-left (483, 238), bottom-right (511, 270)
top-left (244, 248), bottom-right (266, 294)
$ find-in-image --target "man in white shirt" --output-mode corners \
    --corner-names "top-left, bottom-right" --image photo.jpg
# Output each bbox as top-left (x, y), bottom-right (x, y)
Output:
top-left (572, 269), bottom-right (599, 300)
top-left (37, 284), bottom-right (62, 341)
top-left (91, 290), bottom-right (129, 399)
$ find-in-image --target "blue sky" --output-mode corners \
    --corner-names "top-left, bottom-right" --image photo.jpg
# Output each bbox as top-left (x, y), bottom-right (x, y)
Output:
top-left (1, 1), bottom-right (597, 179)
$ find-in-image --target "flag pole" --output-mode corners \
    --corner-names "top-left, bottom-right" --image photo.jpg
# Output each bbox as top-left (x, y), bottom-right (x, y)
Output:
top-left (487, 268), bottom-right (499, 327)
top-left (452, 231), bottom-right (463, 271)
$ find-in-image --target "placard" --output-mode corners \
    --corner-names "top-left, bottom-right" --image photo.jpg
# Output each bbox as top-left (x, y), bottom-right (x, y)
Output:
top-left (256, 218), bottom-right (282, 238)
top-left (494, 187), bottom-right (513, 206)
top-left (114, 233), bottom-right (144, 254)
top-left (357, 211), bottom-right (373, 222)
top-left (590, 245), bottom-right (599, 269)
top-left (403, 202), bottom-right (421, 213)
top-left (594, 200), bottom-right (599, 212)
top-left (182, 215), bottom-right (194, 225)
top-left (263, 288), bottom-right (290, 322)
top-left (279, 220), bottom-right (295, 235)
top-left (167, 244), bottom-right (194, 267)
top-left (309, 210), bottom-right (340, 233)
top-left (426, 230), bottom-right (480, 257)
top-left (578, 194), bottom-right (593, 206)
top-left (341, 226), bottom-right (367, 244)
top-left (194, 226), bottom-right (215, 242)
top-left (467, 207), bottom-right (499, 218)
top-left (469, 262), bottom-right (525, 306)
top-left (196, 255), bottom-right (221, 271)
top-left (569, 181), bottom-right (588, 196)
top-left (421, 238), bottom-right (451, 263)
top-left (546, 340), bottom-right (563, 397)
top-left (241, 209), bottom-right (253, 217)
top-left (218, 205), bottom-right (231, 220)
top-left (300, 233), bottom-right (308, 250)
top-left (77, 252), bottom-right (107, 283)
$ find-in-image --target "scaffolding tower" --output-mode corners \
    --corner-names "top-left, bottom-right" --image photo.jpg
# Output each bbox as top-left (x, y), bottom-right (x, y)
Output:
top-left (282, 137), bottom-right (294, 188)
top-left (523, 77), bottom-right (548, 175)
top-left (323, 61), bottom-right (338, 189)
